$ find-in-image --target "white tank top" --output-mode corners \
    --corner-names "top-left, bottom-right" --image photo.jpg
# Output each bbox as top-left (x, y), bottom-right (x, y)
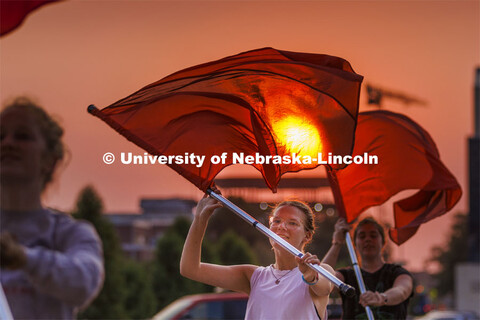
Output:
top-left (245, 265), bottom-right (322, 320)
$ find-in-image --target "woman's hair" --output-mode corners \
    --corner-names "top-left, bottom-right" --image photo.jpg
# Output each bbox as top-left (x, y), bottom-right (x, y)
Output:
top-left (2, 97), bottom-right (65, 189)
top-left (353, 217), bottom-right (385, 245)
top-left (270, 200), bottom-right (316, 234)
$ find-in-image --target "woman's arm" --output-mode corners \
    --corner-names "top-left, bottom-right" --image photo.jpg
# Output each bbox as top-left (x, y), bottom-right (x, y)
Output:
top-left (18, 219), bottom-right (104, 308)
top-left (297, 254), bottom-right (335, 320)
top-left (321, 218), bottom-right (350, 268)
top-left (297, 253), bottom-right (334, 297)
top-left (359, 274), bottom-right (413, 307)
top-left (180, 195), bottom-right (255, 294)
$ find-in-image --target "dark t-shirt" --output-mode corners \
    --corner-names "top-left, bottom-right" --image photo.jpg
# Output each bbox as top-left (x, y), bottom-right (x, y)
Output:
top-left (338, 264), bottom-right (413, 320)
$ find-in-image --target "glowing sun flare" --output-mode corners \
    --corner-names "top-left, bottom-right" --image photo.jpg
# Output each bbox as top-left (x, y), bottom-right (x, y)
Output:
top-left (272, 116), bottom-right (322, 157)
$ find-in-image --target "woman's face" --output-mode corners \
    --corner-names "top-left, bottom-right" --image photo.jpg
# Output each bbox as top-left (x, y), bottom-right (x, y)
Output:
top-left (269, 205), bottom-right (311, 251)
top-left (354, 223), bottom-right (384, 259)
top-left (0, 108), bottom-right (49, 188)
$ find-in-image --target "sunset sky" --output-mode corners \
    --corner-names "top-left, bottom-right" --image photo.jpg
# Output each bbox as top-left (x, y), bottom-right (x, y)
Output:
top-left (1, 0), bottom-right (478, 271)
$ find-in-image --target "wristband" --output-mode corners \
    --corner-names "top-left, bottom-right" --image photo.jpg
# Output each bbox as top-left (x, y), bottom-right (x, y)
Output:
top-left (302, 274), bottom-right (319, 285)
top-left (380, 293), bottom-right (388, 305)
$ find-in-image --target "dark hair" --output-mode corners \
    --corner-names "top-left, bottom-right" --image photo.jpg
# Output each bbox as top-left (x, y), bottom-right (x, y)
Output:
top-left (353, 217), bottom-right (385, 245)
top-left (2, 97), bottom-right (65, 189)
top-left (270, 200), bottom-right (315, 234)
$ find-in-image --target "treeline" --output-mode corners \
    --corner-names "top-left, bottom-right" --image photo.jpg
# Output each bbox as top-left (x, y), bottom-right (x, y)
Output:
top-left (72, 186), bottom-right (349, 319)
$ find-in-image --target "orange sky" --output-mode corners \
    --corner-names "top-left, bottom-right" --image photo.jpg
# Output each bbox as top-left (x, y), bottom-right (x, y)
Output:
top-left (1, 0), bottom-right (478, 271)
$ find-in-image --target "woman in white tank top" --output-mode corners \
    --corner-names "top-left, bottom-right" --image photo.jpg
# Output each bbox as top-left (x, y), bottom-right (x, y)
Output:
top-left (180, 191), bottom-right (334, 320)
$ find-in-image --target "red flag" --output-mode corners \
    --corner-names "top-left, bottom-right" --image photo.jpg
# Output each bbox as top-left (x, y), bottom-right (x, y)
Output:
top-left (89, 47), bottom-right (363, 192)
top-left (0, 0), bottom-right (61, 37)
top-left (329, 110), bottom-right (462, 245)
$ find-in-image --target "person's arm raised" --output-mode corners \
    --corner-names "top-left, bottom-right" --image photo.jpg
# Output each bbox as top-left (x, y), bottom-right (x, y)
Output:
top-left (180, 195), bottom-right (255, 294)
top-left (321, 218), bottom-right (350, 268)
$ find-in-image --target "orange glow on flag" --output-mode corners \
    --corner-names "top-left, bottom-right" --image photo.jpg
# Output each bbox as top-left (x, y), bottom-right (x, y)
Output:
top-left (329, 110), bottom-right (462, 245)
top-left (89, 47), bottom-right (363, 192)
top-left (272, 116), bottom-right (322, 158)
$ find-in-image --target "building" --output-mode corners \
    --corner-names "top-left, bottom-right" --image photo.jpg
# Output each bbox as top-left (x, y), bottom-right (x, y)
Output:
top-left (106, 198), bottom-right (196, 261)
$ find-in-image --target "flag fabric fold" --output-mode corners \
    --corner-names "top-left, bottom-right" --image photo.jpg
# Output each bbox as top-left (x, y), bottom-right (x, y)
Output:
top-left (89, 47), bottom-right (363, 192)
top-left (330, 110), bottom-right (462, 245)
top-left (0, 0), bottom-right (61, 37)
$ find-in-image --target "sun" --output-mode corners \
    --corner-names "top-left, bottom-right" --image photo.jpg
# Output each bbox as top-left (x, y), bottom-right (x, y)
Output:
top-left (272, 116), bottom-right (322, 158)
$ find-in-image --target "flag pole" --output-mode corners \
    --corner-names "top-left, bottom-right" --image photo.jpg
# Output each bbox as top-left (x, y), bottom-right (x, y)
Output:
top-left (0, 284), bottom-right (13, 320)
top-left (326, 168), bottom-right (375, 320)
top-left (206, 188), bottom-right (355, 297)
top-left (345, 233), bottom-right (376, 320)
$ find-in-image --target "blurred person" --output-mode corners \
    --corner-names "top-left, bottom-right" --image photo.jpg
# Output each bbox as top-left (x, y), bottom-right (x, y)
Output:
top-left (181, 193), bottom-right (334, 320)
top-left (322, 218), bottom-right (413, 319)
top-left (0, 97), bottom-right (104, 319)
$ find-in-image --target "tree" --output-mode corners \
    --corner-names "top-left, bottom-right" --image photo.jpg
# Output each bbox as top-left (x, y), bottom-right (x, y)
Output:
top-left (73, 186), bottom-right (128, 319)
top-left (216, 230), bottom-right (257, 265)
top-left (429, 212), bottom-right (468, 297)
top-left (167, 215), bottom-right (192, 239)
top-left (123, 259), bottom-right (158, 319)
top-left (206, 197), bottom-right (274, 265)
top-left (152, 217), bottom-right (217, 309)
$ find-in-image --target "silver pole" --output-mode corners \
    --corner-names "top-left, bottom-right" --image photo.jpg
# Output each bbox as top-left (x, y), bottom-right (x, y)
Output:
top-left (475, 67), bottom-right (479, 137)
top-left (0, 284), bottom-right (13, 320)
top-left (346, 233), bottom-right (375, 320)
top-left (207, 188), bottom-right (355, 297)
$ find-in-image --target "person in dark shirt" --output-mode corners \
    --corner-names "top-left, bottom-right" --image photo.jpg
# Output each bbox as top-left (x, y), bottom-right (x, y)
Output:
top-left (322, 218), bottom-right (413, 319)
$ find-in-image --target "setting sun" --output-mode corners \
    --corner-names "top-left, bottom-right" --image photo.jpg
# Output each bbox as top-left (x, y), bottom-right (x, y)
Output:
top-left (271, 116), bottom-right (322, 158)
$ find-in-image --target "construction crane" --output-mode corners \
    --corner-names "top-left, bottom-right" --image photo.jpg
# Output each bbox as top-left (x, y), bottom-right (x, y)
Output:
top-left (366, 83), bottom-right (428, 108)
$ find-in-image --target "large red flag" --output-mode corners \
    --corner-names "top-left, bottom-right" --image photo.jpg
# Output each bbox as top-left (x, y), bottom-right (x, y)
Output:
top-left (328, 110), bottom-right (462, 245)
top-left (89, 47), bottom-right (363, 192)
top-left (0, 0), bottom-right (61, 37)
